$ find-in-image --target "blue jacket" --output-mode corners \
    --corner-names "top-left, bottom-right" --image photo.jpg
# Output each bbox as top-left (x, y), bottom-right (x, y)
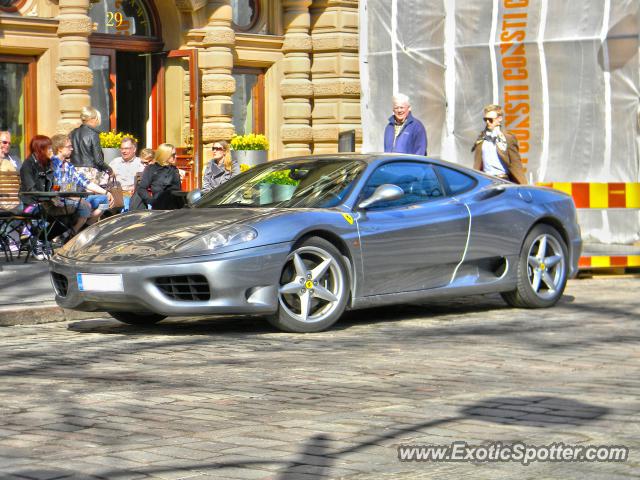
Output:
top-left (383, 112), bottom-right (428, 155)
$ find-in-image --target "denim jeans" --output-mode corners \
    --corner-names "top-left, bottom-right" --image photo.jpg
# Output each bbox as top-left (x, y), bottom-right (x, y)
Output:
top-left (85, 194), bottom-right (108, 210)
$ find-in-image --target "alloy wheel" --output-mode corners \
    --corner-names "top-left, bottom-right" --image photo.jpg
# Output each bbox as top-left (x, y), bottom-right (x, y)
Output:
top-left (278, 245), bottom-right (345, 324)
top-left (526, 233), bottom-right (566, 300)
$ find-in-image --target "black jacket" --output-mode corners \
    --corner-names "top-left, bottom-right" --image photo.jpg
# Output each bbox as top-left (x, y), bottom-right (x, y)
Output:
top-left (19, 155), bottom-right (54, 206)
top-left (135, 163), bottom-right (183, 210)
top-left (69, 124), bottom-right (111, 172)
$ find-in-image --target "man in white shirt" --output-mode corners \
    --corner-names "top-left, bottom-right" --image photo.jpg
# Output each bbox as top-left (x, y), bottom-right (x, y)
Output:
top-left (109, 137), bottom-right (145, 211)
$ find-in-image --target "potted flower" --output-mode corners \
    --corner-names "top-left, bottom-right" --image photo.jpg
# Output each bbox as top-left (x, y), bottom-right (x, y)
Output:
top-left (258, 169), bottom-right (299, 203)
top-left (99, 130), bottom-right (138, 164)
top-left (230, 133), bottom-right (269, 168)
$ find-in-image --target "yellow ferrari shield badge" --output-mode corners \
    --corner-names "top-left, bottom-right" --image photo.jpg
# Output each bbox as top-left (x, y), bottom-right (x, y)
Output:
top-left (342, 213), bottom-right (354, 225)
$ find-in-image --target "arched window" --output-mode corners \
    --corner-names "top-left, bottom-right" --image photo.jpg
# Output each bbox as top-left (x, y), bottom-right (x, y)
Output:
top-left (89, 0), bottom-right (156, 37)
top-left (0, 0), bottom-right (26, 12)
top-left (232, 0), bottom-right (259, 31)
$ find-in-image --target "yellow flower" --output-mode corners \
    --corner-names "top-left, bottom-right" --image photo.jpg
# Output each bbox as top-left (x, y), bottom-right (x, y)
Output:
top-left (230, 133), bottom-right (269, 151)
top-left (99, 130), bottom-right (138, 148)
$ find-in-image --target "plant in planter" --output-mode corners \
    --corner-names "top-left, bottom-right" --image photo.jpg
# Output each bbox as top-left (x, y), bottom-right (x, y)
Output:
top-left (99, 130), bottom-right (138, 164)
top-left (230, 133), bottom-right (269, 168)
top-left (262, 170), bottom-right (298, 186)
top-left (258, 169), bottom-right (299, 203)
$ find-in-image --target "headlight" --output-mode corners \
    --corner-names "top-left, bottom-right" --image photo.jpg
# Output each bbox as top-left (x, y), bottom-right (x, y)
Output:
top-left (175, 224), bottom-right (258, 253)
top-left (56, 221), bottom-right (109, 256)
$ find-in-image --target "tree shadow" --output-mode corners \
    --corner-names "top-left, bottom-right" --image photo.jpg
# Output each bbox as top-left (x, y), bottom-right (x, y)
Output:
top-left (5, 395), bottom-right (610, 479)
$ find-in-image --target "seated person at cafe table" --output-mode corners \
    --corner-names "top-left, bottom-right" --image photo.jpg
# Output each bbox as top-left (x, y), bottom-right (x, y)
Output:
top-left (135, 143), bottom-right (183, 210)
top-left (20, 135), bottom-right (111, 240)
top-left (106, 136), bottom-right (144, 211)
top-left (51, 133), bottom-right (113, 219)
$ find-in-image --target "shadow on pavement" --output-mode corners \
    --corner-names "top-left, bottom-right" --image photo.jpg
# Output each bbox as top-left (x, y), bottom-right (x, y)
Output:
top-left (5, 395), bottom-right (609, 479)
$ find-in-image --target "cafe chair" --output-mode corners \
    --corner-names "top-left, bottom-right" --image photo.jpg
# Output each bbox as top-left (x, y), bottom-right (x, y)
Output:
top-left (0, 208), bottom-right (37, 262)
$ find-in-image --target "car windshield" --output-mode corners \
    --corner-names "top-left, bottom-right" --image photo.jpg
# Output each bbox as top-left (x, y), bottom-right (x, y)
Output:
top-left (195, 159), bottom-right (366, 209)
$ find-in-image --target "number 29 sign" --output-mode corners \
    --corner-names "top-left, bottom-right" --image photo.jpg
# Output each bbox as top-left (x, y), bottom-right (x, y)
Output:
top-left (106, 10), bottom-right (131, 34)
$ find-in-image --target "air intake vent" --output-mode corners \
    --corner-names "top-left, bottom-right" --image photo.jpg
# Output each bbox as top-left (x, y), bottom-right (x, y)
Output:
top-left (51, 272), bottom-right (68, 297)
top-left (154, 275), bottom-right (211, 301)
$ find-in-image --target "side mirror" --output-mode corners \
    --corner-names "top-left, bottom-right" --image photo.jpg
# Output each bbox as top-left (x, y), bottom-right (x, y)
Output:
top-left (186, 189), bottom-right (202, 206)
top-left (358, 184), bottom-right (404, 209)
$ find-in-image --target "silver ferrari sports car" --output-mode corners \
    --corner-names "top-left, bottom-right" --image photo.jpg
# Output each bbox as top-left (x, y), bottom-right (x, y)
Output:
top-left (50, 154), bottom-right (581, 332)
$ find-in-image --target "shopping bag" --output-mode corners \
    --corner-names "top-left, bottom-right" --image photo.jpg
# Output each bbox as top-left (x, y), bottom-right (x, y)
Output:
top-left (106, 175), bottom-right (124, 209)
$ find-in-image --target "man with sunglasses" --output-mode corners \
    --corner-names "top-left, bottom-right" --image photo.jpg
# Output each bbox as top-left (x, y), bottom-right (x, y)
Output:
top-left (472, 104), bottom-right (527, 184)
top-left (0, 131), bottom-right (21, 172)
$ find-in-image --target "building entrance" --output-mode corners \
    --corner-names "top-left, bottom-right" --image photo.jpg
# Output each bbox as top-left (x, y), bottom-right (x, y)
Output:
top-left (115, 52), bottom-right (148, 146)
top-left (87, 1), bottom-right (202, 188)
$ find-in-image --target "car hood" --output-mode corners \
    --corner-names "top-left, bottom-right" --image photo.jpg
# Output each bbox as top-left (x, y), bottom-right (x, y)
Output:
top-left (63, 208), bottom-right (283, 262)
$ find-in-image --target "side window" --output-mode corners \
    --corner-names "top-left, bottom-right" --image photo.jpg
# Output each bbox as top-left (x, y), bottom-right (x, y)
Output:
top-left (436, 166), bottom-right (477, 195)
top-left (361, 162), bottom-right (444, 209)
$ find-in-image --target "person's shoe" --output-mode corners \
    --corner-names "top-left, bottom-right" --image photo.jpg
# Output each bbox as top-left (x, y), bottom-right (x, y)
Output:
top-left (32, 241), bottom-right (48, 261)
top-left (53, 228), bottom-right (77, 246)
top-left (61, 229), bottom-right (76, 244)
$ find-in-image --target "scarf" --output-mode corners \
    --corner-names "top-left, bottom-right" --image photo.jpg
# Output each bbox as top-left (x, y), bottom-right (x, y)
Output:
top-left (483, 127), bottom-right (508, 152)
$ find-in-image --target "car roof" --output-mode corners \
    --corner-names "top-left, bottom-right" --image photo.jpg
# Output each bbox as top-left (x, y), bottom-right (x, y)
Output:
top-left (277, 152), bottom-right (477, 175)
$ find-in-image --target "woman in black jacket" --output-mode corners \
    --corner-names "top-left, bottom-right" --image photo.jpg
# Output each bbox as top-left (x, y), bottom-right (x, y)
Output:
top-left (69, 106), bottom-right (113, 183)
top-left (135, 143), bottom-right (183, 210)
top-left (19, 135), bottom-right (54, 208)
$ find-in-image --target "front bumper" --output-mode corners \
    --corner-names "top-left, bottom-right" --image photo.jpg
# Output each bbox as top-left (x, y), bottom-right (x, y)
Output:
top-left (49, 243), bottom-right (291, 316)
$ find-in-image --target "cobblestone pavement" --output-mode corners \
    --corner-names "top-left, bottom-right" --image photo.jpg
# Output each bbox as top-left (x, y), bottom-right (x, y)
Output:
top-left (1, 277), bottom-right (639, 480)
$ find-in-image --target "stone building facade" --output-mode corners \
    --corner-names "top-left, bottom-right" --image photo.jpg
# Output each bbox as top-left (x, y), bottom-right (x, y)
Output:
top-left (0, 0), bottom-right (361, 186)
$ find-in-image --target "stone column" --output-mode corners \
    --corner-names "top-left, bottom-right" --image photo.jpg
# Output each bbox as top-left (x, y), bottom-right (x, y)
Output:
top-left (55, 0), bottom-right (95, 133)
top-left (281, 0), bottom-right (313, 157)
top-left (201, 0), bottom-right (236, 144)
top-left (311, 0), bottom-right (361, 153)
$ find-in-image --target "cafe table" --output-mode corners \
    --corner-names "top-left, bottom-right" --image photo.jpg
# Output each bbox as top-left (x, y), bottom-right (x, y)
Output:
top-left (20, 191), bottom-right (91, 258)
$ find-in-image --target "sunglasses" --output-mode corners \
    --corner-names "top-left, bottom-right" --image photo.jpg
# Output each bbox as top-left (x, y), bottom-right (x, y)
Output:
top-left (212, 146), bottom-right (224, 151)
top-left (1, 141), bottom-right (10, 145)
top-left (483, 117), bottom-right (498, 123)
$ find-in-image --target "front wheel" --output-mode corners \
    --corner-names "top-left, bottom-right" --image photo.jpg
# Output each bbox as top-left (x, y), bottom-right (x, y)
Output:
top-left (268, 237), bottom-right (350, 333)
top-left (501, 224), bottom-right (568, 308)
top-left (108, 311), bottom-right (166, 326)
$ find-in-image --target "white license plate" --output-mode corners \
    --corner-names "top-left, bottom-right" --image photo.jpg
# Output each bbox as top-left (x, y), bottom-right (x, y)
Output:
top-left (77, 273), bottom-right (124, 292)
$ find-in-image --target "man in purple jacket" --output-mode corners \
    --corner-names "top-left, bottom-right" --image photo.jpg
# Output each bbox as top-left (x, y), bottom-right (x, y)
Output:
top-left (383, 93), bottom-right (428, 155)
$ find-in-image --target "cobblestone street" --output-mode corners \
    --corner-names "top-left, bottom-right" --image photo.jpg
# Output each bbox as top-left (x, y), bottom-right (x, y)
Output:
top-left (1, 277), bottom-right (638, 479)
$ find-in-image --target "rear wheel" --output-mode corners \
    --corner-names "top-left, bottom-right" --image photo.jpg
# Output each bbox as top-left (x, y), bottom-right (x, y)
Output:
top-left (501, 224), bottom-right (568, 308)
top-left (268, 237), bottom-right (349, 333)
top-left (108, 311), bottom-right (166, 326)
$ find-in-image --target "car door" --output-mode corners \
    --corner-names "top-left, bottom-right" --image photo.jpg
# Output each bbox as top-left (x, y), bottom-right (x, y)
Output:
top-left (356, 161), bottom-right (470, 296)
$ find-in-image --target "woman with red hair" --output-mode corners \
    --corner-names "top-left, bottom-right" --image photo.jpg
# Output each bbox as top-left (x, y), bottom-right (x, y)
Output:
top-left (20, 135), bottom-right (99, 250)
top-left (19, 135), bottom-right (54, 207)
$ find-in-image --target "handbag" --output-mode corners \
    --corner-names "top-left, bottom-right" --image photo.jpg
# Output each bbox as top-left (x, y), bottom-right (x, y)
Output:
top-left (106, 175), bottom-right (124, 209)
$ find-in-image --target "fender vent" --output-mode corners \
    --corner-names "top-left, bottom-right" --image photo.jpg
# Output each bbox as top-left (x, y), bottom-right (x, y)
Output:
top-left (474, 186), bottom-right (506, 201)
top-left (51, 272), bottom-right (68, 297)
top-left (154, 275), bottom-right (211, 301)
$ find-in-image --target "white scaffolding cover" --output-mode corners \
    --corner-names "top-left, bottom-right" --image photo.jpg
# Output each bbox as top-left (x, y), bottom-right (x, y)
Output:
top-left (360, 0), bottom-right (640, 244)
